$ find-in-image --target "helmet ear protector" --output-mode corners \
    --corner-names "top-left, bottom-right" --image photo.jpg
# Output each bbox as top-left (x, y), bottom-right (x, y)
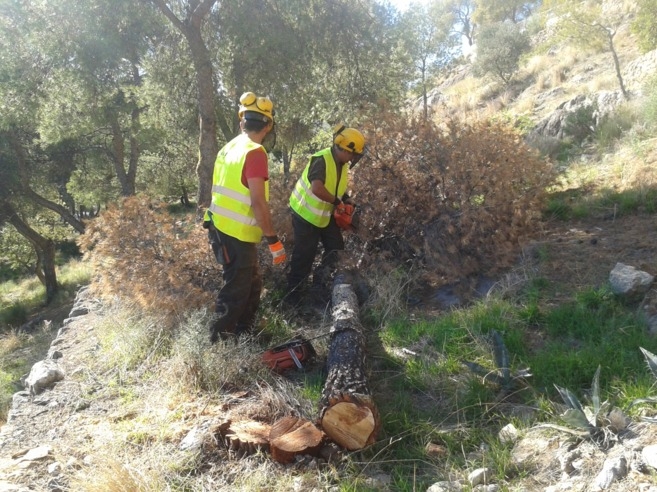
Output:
top-left (239, 92), bottom-right (274, 123)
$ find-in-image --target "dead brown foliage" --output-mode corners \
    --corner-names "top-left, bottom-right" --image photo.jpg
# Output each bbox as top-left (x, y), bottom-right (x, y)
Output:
top-left (76, 115), bottom-right (554, 314)
top-left (77, 196), bottom-right (219, 320)
top-left (347, 114), bottom-right (555, 287)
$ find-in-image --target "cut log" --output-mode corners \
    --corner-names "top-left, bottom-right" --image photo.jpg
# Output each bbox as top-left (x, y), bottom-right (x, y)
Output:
top-left (215, 420), bottom-right (271, 456)
top-left (318, 277), bottom-right (380, 450)
top-left (269, 416), bottom-right (326, 464)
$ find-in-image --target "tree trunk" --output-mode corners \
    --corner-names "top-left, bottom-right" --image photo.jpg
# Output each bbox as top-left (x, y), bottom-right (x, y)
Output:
top-left (22, 187), bottom-right (85, 234)
top-left (109, 113), bottom-right (138, 197)
top-left (607, 30), bottom-right (628, 100)
top-left (1, 202), bottom-right (58, 304)
top-left (318, 277), bottom-right (380, 450)
top-left (8, 131), bottom-right (85, 233)
top-left (147, 0), bottom-right (220, 214)
top-left (187, 26), bottom-right (219, 212)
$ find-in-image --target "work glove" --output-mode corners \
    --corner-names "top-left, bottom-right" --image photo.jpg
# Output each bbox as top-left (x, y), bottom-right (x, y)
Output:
top-left (266, 236), bottom-right (286, 265)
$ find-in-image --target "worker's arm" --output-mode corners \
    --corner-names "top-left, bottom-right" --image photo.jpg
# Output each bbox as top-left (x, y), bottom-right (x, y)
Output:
top-left (311, 179), bottom-right (341, 205)
top-left (249, 176), bottom-right (286, 265)
top-left (248, 177), bottom-right (276, 238)
top-left (308, 156), bottom-right (344, 205)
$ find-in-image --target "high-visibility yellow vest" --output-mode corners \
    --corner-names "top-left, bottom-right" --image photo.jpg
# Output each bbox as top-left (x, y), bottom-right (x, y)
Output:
top-left (207, 134), bottom-right (269, 243)
top-left (289, 148), bottom-right (348, 228)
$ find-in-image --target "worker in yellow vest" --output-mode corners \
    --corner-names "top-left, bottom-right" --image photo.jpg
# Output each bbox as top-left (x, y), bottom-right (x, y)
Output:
top-left (286, 125), bottom-right (365, 306)
top-left (204, 92), bottom-right (285, 342)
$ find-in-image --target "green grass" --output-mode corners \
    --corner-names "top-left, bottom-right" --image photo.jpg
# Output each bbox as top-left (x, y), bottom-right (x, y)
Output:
top-left (0, 259), bottom-right (92, 421)
top-left (298, 373), bottom-right (324, 402)
top-left (0, 259), bottom-right (92, 331)
top-left (545, 186), bottom-right (657, 221)
top-left (0, 277), bottom-right (46, 328)
top-left (0, 328), bottom-right (54, 421)
top-left (367, 276), bottom-right (657, 486)
top-left (5, 252), bottom-right (657, 489)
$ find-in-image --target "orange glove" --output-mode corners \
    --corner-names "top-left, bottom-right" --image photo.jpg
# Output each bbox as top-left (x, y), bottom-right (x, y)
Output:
top-left (267, 238), bottom-right (286, 265)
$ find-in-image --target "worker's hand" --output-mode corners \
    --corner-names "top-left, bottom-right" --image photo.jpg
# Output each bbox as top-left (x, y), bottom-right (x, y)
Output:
top-left (266, 236), bottom-right (286, 265)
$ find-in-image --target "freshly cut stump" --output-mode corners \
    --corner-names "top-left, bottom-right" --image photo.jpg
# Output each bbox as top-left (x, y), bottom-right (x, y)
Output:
top-left (318, 279), bottom-right (380, 450)
top-left (216, 420), bottom-right (271, 456)
top-left (269, 416), bottom-right (326, 464)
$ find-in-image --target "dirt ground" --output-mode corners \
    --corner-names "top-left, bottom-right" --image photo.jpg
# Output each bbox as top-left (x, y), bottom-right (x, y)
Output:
top-left (527, 213), bottom-right (657, 302)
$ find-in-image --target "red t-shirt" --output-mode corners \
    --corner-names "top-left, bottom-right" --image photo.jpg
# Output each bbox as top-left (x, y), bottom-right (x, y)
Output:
top-left (242, 148), bottom-right (268, 188)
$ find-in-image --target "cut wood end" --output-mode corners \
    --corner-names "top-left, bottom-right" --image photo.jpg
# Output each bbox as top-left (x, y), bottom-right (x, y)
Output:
top-left (271, 421), bottom-right (325, 452)
top-left (269, 415), bottom-right (305, 440)
top-left (270, 419), bottom-right (326, 464)
top-left (221, 420), bottom-right (271, 455)
top-left (320, 401), bottom-right (377, 450)
top-left (209, 418), bottom-right (232, 436)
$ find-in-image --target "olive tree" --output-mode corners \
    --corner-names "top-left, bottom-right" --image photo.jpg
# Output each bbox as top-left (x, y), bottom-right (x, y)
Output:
top-left (542, 0), bottom-right (629, 100)
top-left (473, 21), bottom-right (530, 85)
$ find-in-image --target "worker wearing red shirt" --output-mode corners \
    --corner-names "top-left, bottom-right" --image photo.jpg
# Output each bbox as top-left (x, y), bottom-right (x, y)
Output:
top-left (204, 92), bottom-right (285, 342)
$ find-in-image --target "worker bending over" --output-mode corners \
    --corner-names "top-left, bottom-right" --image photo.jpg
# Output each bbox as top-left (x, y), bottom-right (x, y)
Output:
top-left (285, 125), bottom-right (365, 306)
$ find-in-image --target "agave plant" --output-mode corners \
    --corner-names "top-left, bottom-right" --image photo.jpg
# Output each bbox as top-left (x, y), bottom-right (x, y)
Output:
top-left (626, 347), bottom-right (657, 422)
top-left (462, 330), bottom-right (532, 393)
top-left (552, 366), bottom-right (629, 448)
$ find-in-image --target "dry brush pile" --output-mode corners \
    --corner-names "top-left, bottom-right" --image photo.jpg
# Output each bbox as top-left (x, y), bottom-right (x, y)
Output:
top-left (78, 113), bottom-right (554, 315)
top-left (78, 196), bottom-right (220, 320)
top-left (346, 114), bottom-right (555, 288)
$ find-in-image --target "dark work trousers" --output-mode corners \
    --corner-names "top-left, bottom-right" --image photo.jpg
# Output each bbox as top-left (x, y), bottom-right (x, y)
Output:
top-left (211, 229), bottom-right (262, 342)
top-left (287, 211), bottom-right (344, 293)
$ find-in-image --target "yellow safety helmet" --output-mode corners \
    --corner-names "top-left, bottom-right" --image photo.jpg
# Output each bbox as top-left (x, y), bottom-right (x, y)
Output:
top-left (238, 91), bottom-right (274, 122)
top-left (333, 125), bottom-right (365, 154)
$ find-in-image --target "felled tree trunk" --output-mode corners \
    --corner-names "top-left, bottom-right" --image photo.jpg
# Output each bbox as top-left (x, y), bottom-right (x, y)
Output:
top-left (318, 276), bottom-right (380, 450)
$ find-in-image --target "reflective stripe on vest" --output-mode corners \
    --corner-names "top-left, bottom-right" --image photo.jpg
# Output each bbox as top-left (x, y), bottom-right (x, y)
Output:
top-left (208, 134), bottom-right (269, 242)
top-left (289, 148), bottom-right (348, 228)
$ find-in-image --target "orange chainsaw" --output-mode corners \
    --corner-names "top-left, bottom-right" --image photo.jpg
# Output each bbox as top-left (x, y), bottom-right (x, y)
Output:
top-left (261, 337), bottom-right (316, 372)
top-left (333, 203), bottom-right (358, 231)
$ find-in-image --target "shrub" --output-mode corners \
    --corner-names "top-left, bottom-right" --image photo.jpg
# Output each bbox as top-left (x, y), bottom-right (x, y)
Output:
top-left (526, 135), bottom-right (569, 160)
top-left (563, 102), bottom-right (597, 143)
top-left (351, 113), bottom-right (554, 288)
top-left (553, 366), bottom-right (629, 447)
top-left (641, 74), bottom-right (657, 131)
top-left (632, 0), bottom-right (657, 53)
top-left (594, 106), bottom-right (635, 150)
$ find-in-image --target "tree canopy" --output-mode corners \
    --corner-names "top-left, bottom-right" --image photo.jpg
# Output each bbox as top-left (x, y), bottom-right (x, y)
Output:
top-left (0, 0), bottom-right (562, 303)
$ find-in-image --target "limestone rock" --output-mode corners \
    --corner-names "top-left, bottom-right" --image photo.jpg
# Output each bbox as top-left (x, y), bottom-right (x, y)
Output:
top-left (24, 360), bottom-right (64, 396)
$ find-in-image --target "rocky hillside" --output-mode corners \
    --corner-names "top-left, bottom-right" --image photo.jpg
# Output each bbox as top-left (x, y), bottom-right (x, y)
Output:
top-left (4, 5), bottom-right (657, 492)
